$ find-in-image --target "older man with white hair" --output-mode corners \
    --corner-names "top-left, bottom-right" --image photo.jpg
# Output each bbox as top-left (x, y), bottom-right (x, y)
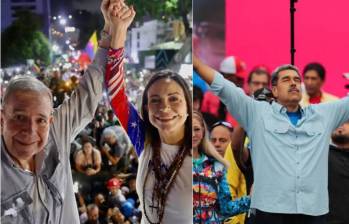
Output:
top-left (100, 126), bottom-right (131, 173)
top-left (1, 50), bottom-right (106, 223)
top-left (0, 0), bottom-right (134, 223)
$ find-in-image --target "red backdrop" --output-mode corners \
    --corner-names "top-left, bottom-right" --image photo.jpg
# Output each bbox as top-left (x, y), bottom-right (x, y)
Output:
top-left (226, 0), bottom-right (349, 97)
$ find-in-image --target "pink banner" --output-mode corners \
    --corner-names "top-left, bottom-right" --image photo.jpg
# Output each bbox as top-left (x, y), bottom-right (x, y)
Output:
top-left (226, 0), bottom-right (349, 97)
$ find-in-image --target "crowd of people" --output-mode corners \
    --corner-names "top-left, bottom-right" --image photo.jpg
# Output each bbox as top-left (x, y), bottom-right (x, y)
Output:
top-left (71, 105), bottom-right (140, 224)
top-left (2, 0), bottom-right (348, 224)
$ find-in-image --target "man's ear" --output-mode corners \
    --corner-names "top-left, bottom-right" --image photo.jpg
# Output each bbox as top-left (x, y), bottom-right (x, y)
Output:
top-left (49, 115), bottom-right (54, 124)
top-left (272, 86), bottom-right (278, 98)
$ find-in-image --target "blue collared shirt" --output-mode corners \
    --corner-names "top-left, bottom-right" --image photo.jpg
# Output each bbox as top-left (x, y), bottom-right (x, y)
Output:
top-left (210, 72), bottom-right (349, 215)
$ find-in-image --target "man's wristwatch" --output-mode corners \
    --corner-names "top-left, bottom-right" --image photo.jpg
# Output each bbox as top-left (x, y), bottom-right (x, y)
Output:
top-left (100, 30), bottom-right (111, 41)
top-left (98, 30), bottom-right (111, 49)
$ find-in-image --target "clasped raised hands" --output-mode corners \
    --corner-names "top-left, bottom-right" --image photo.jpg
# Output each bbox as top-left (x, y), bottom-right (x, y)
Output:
top-left (108, 0), bottom-right (136, 31)
top-left (100, 0), bottom-right (135, 34)
top-left (101, 0), bottom-right (135, 48)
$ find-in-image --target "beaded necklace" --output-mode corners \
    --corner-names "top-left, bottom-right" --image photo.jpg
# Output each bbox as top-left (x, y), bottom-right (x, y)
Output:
top-left (142, 145), bottom-right (187, 224)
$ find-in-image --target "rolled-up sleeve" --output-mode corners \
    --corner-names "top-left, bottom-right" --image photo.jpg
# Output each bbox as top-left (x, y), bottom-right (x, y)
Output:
top-left (52, 48), bottom-right (108, 155)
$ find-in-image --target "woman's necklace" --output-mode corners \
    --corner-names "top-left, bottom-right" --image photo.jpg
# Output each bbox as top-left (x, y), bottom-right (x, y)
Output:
top-left (142, 146), bottom-right (187, 224)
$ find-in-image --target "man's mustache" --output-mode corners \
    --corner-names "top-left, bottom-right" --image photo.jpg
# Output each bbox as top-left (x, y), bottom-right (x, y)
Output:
top-left (288, 87), bottom-right (300, 92)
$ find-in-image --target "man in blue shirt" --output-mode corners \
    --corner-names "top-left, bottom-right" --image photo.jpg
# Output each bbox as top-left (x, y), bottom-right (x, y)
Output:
top-left (193, 55), bottom-right (349, 224)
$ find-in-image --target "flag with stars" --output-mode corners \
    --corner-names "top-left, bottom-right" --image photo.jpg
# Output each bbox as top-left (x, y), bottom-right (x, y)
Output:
top-left (105, 47), bottom-right (145, 156)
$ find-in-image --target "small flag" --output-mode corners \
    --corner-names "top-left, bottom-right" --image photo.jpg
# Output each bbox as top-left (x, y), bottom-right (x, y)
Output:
top-left (84, 31), bottom-right (98, 61)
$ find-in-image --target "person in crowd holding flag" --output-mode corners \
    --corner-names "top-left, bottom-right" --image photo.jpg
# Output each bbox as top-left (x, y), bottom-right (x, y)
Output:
top-left (192, 111), bottom-right (250, 223)
top-left (105, 3), bottom-right (192, 224)
top-left (0, 0), bottom-right (113, 222)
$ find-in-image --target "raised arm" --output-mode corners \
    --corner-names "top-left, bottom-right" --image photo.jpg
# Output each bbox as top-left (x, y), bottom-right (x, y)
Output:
top-left (193, 54), bottom-right (257, 132)
top-left (105, 3), bottom-right (145, 156)
top-left (231, 125), bottom-right (250, 171)
top-left (52, 1), bottom-right (112, 155)
top-left (315, 96), bottom-right (349, 131)
top-left (193, 54), bottom-right (216, 85)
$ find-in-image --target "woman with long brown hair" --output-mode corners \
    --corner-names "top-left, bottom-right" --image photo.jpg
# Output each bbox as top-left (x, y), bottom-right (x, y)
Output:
top-left (105, 3), bottom-right (192, 223)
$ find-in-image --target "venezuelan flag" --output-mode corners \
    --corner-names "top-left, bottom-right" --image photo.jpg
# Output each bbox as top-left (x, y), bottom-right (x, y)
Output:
top-left (84, 31), bottom-right (98, 61)
top-left (106, 48), bottom-right (145, 156)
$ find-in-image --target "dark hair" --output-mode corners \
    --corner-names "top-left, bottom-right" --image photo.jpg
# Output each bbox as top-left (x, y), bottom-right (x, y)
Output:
top-left (141, 70), bottom-right (192, 153)
top-left (140, 71), bottom-right (192, 222)
top-left (193, 85), bottom-right (203, 103)
top-left (271, 64), bottom-right (300, 86)
top-left (302, 62), bottom-right (326, 81)
top-left (95, 115), bottom-right (103, 122)
top-left (82, 139), bottom-right (94, 147)
top-left (126, 174), bottom-right (137, 182)
top-left (253, 87), bottom-right (274, 103)
top-left (247, 68), bottom-right (271, 84)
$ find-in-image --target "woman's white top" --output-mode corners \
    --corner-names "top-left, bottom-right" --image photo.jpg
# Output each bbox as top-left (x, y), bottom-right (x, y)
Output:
top-left (136, 143), bottom-right (192, 224)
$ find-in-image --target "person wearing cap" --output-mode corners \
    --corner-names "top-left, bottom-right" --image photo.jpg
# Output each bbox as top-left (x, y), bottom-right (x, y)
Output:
top-left (200, 55), bottom-right (247, 127)
top-left (106, 177), bottom-right (126, 209)
top-left (194, 54), bottom-right (349, 224)
top-left (300, 62), bottom-right (338, 107)
top-left (106, 177), bottom-right (137, 223)
top-left (219, 56), bottom-right (247, 88)
top-left (0, 1), bottom-right (130, 223)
